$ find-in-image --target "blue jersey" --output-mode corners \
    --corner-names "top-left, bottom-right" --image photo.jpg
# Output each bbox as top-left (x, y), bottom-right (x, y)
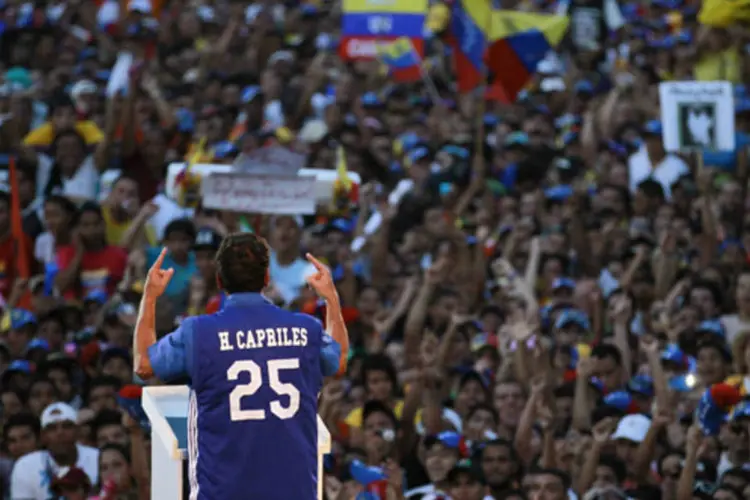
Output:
top-left (148, 293), bottom-right (341, 500)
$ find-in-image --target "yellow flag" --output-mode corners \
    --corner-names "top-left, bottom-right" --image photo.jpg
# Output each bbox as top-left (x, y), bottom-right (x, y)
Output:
top-left (694, 48), bottom-right (740, 83)
top-left (335, 146), bottom-right (352, 191)
top-left (699, 0), bottom-right (750, 27)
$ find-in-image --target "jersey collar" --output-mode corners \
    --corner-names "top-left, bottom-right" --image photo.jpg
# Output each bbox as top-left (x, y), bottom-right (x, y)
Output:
top-left (224, 292), bottom-right (271, 308)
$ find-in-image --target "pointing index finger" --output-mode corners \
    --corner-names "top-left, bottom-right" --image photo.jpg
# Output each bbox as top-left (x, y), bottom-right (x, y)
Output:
top-left (305, 253), bottom-right (325, 271)
top-left (152, 247), bottom-right (168, 270)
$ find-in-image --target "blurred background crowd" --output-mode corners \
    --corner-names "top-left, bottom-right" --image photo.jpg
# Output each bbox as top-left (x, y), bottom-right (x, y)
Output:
top-left (1, 0), bottom-right (750, 499)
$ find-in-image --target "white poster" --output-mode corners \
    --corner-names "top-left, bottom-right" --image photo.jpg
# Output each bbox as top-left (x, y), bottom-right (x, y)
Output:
top-left (232, 146), bottom-right (307, 176)
top-left (659, 81), bottom-right (735, 152)
top-left (202, 172), bottom-right (317, 215)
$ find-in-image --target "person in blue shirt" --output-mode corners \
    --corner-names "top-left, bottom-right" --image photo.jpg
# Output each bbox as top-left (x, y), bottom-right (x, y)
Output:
top-left (133, 233), bottom-right (349, 500)
top-left (144, 219), bottom-right (198, 314)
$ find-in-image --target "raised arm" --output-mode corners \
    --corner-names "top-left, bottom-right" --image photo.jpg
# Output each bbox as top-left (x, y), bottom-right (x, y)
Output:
top-left (134, 248), bottom-right (175, 380)
top-left (306, 253), bottom-right (349, 375)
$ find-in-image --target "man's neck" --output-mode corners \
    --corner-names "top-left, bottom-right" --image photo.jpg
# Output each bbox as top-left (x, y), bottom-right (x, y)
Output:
top-left (274, 249), bottom-right (298, 266)
top-left (51, 447), bottom-right (78, 467)
top-left (646, 144), bottom-right (666, 165)
top-left (172, 253), bottom-right (188, 266)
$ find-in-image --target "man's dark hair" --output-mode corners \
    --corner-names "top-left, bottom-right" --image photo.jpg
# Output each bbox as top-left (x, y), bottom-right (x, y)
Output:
top-left (76, 201), bottom-right (103, 223)
top-left (478, 438), bottom-right (518, 464)
top-left (466, 403), bottom-right (498, 426)
top-left (598, 454), bottom-right (627, 484)
top-left (100, 443), bottom-right (131, 463)
top-left (84, 375), bottom-right (121, 405)
top-left (637, 179), bottom-right (665, 201)
top-left (163, 218), bottom-right (197, 243)
top-left (28, 376), bottom-right (59, 398)
top-left (215, 233), bottom-right (269, 294)
top-left (44, 195), bottom-right (78, 218)
top-left (91, 409), bottom-right (124, 438)
top-left (527, 466), bottom-right (571, 491)
top-left (360, 353), bottom-right (398, 391)
top-left (591, 344), bottom-right (623, 366)
top-left (361, 400), bottom-right (398, 429)
top-left (3, 412), bottom-right (41, 441)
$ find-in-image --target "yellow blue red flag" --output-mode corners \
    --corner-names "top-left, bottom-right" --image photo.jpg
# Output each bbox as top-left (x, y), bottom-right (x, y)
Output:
top-left (376, 37), bottom-right (422, 82)
top-left (340, 0), bottom-right (428, 61)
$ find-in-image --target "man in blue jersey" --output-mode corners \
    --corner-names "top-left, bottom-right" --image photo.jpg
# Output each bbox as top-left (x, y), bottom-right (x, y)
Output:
top-left (133, 233), bottom-right (349, 500)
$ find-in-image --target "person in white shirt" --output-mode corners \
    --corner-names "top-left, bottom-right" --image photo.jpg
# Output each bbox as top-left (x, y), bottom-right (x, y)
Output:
top-left (268, 215), bottom-right (316, 305)
top-left (11, 402), bottom-right (99, 500)
top-left (628, 120), bottom-right (689, 200)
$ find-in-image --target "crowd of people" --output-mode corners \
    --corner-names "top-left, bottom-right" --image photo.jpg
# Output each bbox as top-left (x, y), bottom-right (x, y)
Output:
top-left (0, 0), bottom-right (748, 499)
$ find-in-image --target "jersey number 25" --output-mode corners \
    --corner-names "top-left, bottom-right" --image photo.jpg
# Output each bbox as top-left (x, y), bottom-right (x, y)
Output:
top-left (226, 359), bottom-right (300, 421)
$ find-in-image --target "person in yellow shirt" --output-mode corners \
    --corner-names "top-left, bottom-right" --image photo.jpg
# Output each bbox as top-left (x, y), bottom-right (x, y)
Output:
top-left (345, 354), bottom-right (404, 428)
top-left (101, 175), bottom-right (157, 249)
top-left (23, 93), bottom-right (103, 149)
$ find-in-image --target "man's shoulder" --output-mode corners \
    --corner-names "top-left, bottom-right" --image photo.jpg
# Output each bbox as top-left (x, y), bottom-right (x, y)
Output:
top-left (288, 310), bottom-right (324, 330)
top-left (77, 443), bottom-right (100, 459)
top-left (12, 450), bottom-right (45, 471)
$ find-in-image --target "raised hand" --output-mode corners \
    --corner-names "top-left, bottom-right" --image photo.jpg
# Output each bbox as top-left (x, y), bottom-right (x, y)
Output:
top-left (305, 253), bottom-right (338, 303)
top-left (144, 248), bottom-right (174, 298)
top-left (639, 335), bottom-right (660, 356)
top-left (592, 417), bottom-right (616, 444)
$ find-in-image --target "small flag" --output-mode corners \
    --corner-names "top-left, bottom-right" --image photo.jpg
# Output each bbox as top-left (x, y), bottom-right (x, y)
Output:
top-left (376, 37), bottom-right (422, 82)
top-left (330, 147), bottom-right (359, 215)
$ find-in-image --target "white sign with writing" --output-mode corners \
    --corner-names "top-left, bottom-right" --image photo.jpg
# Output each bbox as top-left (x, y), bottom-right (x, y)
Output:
top-left (232, 146), bottom-right (307, 176)
top-left (202, 173), bottom-right (317, 215)
top-left (659, 81), bottom-right (735, 152)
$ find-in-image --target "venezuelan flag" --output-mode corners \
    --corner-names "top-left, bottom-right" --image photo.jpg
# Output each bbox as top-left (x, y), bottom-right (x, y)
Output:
top-left (447, 0), bottom-right (489, 93)
top-left (486, 10), bottom-right (568, 102)
top-left (486, 29), bottom-right (551, 102)
top-left (340, 0), bottom-right (427, 61)
top-left (376, 37), bottom-right (422, 82)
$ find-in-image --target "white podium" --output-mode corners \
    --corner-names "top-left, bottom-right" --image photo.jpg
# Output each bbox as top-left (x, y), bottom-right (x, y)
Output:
top-left (143, 386), bottom-right (331, 500)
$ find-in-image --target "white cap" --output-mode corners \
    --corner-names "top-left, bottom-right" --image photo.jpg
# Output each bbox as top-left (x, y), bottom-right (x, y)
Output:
top-left (97, 1), bottom-right (121, 27)
top-left (41, 402), bottom-right (78, 428)
top-left (298, 120), bottom-right (328, 144)
top-left (611, 414), bottom-right (651, 443)
top-left (268, 50), bottom-right (295, 66)
top-left (128, 0), bottom-right (152, 14)
top-left (540, 77), bottom-right (566, 93)
top-left (71, 80), bottom-right (97, 99)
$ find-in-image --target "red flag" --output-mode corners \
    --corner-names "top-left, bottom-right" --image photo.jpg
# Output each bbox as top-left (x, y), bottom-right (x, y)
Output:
top-left (9, 157), bottom-right (31, 309)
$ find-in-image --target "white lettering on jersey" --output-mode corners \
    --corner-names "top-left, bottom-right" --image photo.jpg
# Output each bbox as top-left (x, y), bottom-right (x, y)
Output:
top-left (220, 327), bottom-right (309, 351)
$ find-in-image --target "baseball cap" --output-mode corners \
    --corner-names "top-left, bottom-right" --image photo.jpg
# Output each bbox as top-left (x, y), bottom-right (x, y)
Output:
top-left (643, 120), bottom-right (663, 136)
top-left (627, 375), bottom-right (654, 398)
top-left (551, 277), bottom-right (576, 291)
top-left (611, 414), bottom-right (651, 443)
top-left (424, 431), bottom-right (464, 451)
top-left (6, 359), bottom-right (32, 374)
top-left (554, 310), bottom-right (590, 331)
top-left (695, 319), bottom-right (726, 338)
top-left (2, 308), bottom-right (37, 331)
top-left (26, 338), bottom-right (50, 353)
top-left (41, 402), bottom-right (78, 428)
top-left (194, 229), bottom-right (222, 251)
